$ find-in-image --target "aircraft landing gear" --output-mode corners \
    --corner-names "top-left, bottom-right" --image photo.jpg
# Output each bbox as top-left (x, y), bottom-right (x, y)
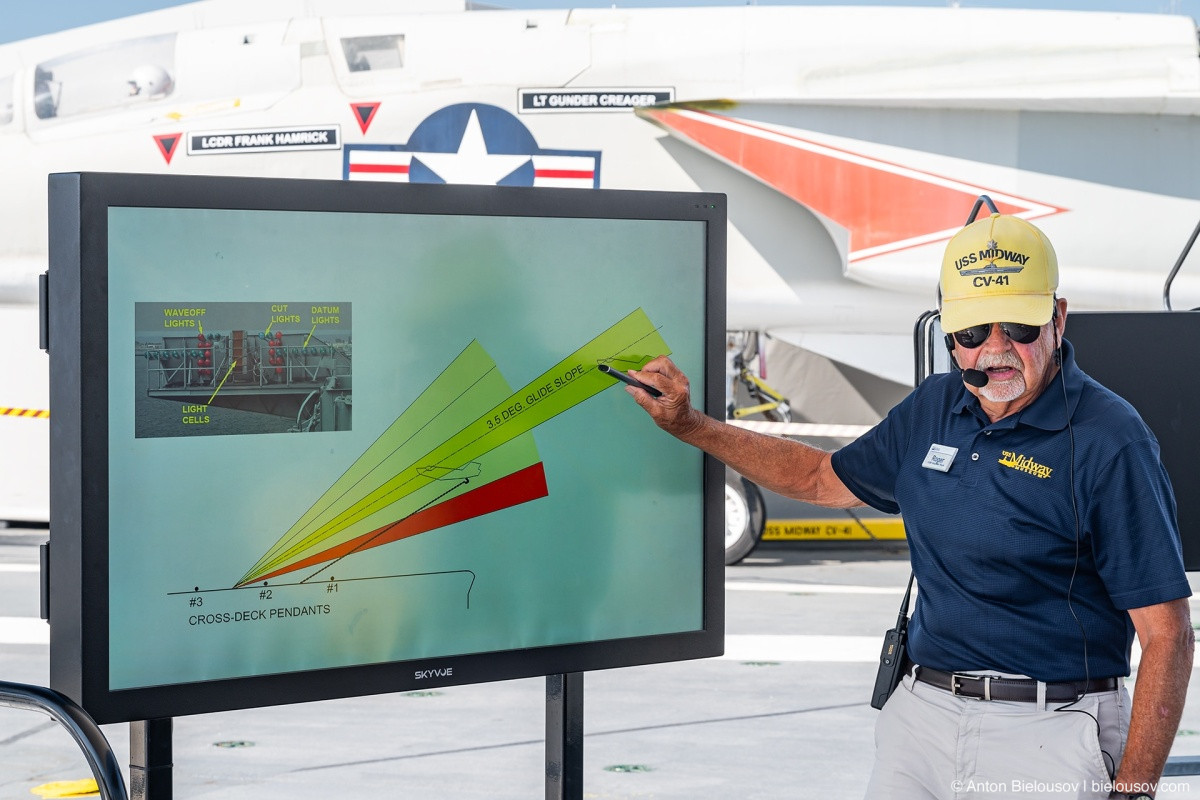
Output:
top-left (724, 465), bottom-right (765, 565)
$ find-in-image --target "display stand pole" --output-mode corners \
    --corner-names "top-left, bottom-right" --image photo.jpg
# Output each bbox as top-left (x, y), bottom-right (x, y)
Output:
top-left (545, 672), bottom-right (584, 800)
top-left (130, 718), bottom-right (173, 800)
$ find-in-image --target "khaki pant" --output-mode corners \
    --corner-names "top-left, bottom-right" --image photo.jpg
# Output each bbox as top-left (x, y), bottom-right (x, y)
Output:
top-left (866, 668), bottom-right (1130, 799)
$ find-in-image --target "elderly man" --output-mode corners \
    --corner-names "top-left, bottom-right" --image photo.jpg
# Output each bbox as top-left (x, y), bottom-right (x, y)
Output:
top-left (622, 213), bottom-right (1193, 800)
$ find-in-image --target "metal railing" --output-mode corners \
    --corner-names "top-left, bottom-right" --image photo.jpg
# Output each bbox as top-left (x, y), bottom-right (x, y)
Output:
top-left (0, 681), bottom-right (128, 800)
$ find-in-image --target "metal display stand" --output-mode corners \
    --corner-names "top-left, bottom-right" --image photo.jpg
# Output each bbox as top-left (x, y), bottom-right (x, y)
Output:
top-left (130, 718), bottom-right (172, 800)
top-left (83, 675), bottom-right (585, 799)
top-left (0, 680), bottom-right (128, 800)
top-left (545, 673), bottom-right (584, 800)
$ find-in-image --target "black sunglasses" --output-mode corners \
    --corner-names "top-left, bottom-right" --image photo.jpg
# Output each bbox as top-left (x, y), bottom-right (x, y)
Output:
top-left (952, 321), bottom-right (1042, 349)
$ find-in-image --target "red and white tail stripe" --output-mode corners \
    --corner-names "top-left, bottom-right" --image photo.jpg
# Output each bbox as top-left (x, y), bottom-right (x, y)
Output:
top-left (641, 107), bottom-right (1063, 261)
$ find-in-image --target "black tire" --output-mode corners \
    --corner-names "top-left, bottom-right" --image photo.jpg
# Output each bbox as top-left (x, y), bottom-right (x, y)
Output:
top-left (724, 466), bottom-right (766, 565)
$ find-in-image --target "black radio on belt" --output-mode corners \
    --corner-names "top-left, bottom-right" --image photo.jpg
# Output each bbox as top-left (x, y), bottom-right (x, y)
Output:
top-left (870, 572), bottom-right (915, 710)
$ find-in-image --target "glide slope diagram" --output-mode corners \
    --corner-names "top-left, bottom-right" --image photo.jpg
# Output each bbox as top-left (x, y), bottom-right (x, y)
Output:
top-left (236, 308), bottom-right (669, 587)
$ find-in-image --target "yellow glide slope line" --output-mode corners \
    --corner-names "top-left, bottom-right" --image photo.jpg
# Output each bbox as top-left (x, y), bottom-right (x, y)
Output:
top-left (239, 338), bottom-right (539, 585)
top-left (237, 309), bottom-right (669, 587)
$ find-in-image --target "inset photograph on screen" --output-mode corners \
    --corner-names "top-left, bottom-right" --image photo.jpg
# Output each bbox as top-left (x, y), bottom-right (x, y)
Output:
top-left (134, 301), bottom-right (352, 437)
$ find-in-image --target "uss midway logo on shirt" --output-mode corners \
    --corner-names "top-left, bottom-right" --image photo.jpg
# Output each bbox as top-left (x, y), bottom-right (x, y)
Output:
top-left (999, 451), bottom-right (1053, 479)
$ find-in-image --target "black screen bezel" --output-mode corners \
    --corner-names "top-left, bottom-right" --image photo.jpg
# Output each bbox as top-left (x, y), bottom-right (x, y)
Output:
top-left (47, 171), bottom-right (726, 724)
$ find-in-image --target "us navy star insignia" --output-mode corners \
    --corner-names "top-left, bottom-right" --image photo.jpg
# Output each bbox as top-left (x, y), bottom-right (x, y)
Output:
top-left (414, 110), bottom-right (531, 185)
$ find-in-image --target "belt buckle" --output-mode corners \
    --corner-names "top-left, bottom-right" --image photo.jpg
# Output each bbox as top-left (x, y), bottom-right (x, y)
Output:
top-left (951, 673), bottom-right (992, 701)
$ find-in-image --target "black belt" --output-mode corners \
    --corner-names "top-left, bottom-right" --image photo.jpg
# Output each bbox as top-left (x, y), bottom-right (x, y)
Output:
top-left (914, 665), bottom-right (1118, 703)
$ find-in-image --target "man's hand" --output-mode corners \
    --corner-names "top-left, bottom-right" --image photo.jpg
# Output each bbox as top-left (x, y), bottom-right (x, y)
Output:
top-left (625, 356), bottom-right (706, 440)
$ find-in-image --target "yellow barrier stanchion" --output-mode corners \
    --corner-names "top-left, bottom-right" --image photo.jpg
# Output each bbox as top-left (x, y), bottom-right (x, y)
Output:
top-left (0, 407), bottom-right (49, 419)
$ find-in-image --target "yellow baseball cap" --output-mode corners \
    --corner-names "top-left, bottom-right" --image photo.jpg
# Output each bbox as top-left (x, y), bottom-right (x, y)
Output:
top-left (940, 213), bottom-right (1058, 333)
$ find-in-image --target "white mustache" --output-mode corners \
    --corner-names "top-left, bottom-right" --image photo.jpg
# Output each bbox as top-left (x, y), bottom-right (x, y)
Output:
top-left (975, 353), bottom-right (1023, 372)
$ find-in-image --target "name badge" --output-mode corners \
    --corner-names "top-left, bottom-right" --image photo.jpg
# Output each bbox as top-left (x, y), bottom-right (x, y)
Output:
top-left (922, 443), bottom-right (958, 472)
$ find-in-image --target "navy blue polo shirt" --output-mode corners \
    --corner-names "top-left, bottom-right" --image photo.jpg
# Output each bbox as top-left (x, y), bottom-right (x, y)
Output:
top-left (831, 340), bottom-right (1190, 682)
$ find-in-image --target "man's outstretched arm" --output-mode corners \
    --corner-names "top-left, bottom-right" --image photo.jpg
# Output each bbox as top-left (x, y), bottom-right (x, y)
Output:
top-left (625, 355), bottom-right (863, 509)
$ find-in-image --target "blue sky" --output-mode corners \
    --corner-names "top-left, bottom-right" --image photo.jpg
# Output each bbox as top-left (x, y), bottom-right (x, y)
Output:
top-left (0, 0), bottom-right (1196, 44)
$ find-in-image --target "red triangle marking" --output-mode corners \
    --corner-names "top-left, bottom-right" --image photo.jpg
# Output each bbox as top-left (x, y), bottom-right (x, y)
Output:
top-left (351, 102), bottom-right (381, 134)
top-left (642, 108), bottom-right (1065, 261)
top-left (246, 462), bottom-right (549, 585)
top-left (153, 133), bottom-right (181, 165)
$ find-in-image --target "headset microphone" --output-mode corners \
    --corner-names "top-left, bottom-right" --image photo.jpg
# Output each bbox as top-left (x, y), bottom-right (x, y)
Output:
top-left (945, 335), bottom-right (990, 387)
top-left (961, 368), bottom-right (989, 388)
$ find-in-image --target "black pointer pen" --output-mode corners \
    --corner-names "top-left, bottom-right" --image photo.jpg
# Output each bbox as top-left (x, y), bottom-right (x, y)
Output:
top-left (598, 363), bottom-right (663, 397)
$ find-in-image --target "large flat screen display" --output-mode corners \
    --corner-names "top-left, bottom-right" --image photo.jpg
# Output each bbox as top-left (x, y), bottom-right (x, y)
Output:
top-left (47, 172), bottom-right (725, 724)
